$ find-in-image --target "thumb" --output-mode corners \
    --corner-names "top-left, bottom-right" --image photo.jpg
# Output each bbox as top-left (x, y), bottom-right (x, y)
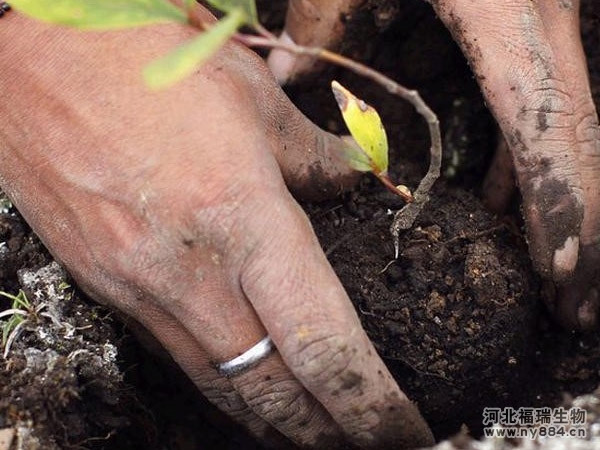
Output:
top-left (279, 131), bottom-right (359, 202)
top-left (248, 58), bottom-right (359, 200)
top-left (267, 95), bottom-right (360, 201)
top-left (267, 0), bottom-right (366, 84)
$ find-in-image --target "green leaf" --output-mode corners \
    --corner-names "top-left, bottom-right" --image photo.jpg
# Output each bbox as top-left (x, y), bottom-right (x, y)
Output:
top-left (205, 0), bottom-right (257, 25)
top-left (10, 0), bottom-right (187, 29)
top-left (144, 9), bottom-right (244, 90)
top-left (331, 80), bottom-right (389, 175)
top-left (341, 137), bottom-right (372, 173)
top-left (0, 290), bottom-right (30, 310)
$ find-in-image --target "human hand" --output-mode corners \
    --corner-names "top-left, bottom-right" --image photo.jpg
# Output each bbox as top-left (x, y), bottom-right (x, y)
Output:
top-left (268, 0), bottom-right (600, 330)
top-left (0, 6), bottom-right (433, 449)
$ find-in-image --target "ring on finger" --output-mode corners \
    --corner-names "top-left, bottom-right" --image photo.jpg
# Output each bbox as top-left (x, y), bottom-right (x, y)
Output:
top-left (217, 335), bottom-right (275, 377)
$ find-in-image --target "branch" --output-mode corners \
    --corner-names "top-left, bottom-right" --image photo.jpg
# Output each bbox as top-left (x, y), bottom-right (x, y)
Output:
top-left (234, 33), bottom-right (442, 256)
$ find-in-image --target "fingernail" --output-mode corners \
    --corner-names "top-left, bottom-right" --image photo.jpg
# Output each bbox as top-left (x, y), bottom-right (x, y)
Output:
top-left (552, 236), bottom-right (579, 282)
top-left (267, 32), bottom-right (297, 85)
top-left (577, 288), bottom-right (599, 330)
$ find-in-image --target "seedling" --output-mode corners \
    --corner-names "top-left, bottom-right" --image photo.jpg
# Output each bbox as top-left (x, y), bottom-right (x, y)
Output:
top-left (9, 0), bottom-right (442, 245)
top-left (0, 289), bottom-right (37, 358)
top-left (331, 80), bottom-right (413, 202)
top-left (0, 288), bottom-right (69, 358)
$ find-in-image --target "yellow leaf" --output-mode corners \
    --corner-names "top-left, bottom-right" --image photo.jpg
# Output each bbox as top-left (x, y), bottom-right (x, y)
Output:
top-left (331, 80), bottom-right (388, 174)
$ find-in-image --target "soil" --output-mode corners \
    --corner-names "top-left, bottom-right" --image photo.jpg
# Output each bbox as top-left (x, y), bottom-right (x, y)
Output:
top-left (1, 1), bottom-right (600, 449)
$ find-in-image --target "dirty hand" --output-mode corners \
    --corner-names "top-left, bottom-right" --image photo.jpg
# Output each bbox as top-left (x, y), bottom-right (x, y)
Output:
top-left (268, 0), bottom-right (600, 330)
top-left (0, 7), bottom-right (433, 450)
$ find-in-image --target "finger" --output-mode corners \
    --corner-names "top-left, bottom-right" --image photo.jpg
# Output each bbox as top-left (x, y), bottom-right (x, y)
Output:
top-left (120, 305), bottom-right (288, 446)
top-left (161, 282), bottom-right (342, 447)
top-left (120, 287), bottom-right (341, 448)
top-left (537, 0), bottom-right (600, 329)
top-left (238, 187), bottom-right (434, 448)
top-left (267, 0), bottom-right (366, 84)
top-left (190, 2), bottom-right (358, 201)
top-left (221, 347), bottom-right (345, 449)
top-left (257, 75), bottom-right (360, 201)
top-left (431, 0), bottom-right (584, 282)
top-left (233, 39), bottom-right (359, 200)
top-left (66, 185), bottom-right (343, 447)
top-left (79, 277), bottom-right (286, 446)
top-left (122, 205), bottom-right (346, 448)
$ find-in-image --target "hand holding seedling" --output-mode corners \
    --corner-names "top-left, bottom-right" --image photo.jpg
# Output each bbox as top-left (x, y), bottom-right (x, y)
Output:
top-left (0, 6), bottom-right (433, 449)
top-left (270, 0), bottom-right (600, 330)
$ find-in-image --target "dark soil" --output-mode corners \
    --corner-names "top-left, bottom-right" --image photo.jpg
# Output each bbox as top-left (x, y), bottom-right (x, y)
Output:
top-left (307, 183), bottom-right (539, 438)
top-left (1, 1), bottom-right (600, 449)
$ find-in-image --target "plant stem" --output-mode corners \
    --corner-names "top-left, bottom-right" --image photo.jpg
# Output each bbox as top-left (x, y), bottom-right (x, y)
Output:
top-left (376, 173), bottom-right (414, 203)
top-left (233, 33), bottom-right (442, 254)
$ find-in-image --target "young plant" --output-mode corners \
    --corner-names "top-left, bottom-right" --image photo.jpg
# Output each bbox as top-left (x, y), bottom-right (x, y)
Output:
top-left (0, 288), bottom-right (65, 358)
top-left (331, 80), bottom-right (413, 203)
top-left (0, 289), bottom-right (34, 358)
top-left (9, 0), bottom-right (442, 246)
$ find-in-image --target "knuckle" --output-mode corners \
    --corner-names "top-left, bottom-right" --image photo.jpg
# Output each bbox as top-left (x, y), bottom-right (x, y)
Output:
top-left (507, 82), bottom-right (582, 180)
top-left (113, 230), bottom-right (175, 290)
top-left (177, 181), bottom-right (275, 266)
top-left (184, 366), bottom-right (267, 429)
top-left (200, 385), bottom-right (273, 440)
top-left (82, 206), bottom-right (158, 284)
top-left (207, 386), bottom-right (256, 419)
top-left (238, 376), bottom-right (319, 430)
top-left (575, 109), bottom-right (600, 149)
top-left (245, 378), bottom-right (300, 413)
top-left (286, 330), bottom-right (356, 386)
top-left (527, 81), bottom-right (572, 112)
top-left (521, 82), bottom-right (575, 133)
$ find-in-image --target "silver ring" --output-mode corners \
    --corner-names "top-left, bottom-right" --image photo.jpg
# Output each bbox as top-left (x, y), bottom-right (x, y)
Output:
top-left (217, 336), bottom-right (275, 377)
